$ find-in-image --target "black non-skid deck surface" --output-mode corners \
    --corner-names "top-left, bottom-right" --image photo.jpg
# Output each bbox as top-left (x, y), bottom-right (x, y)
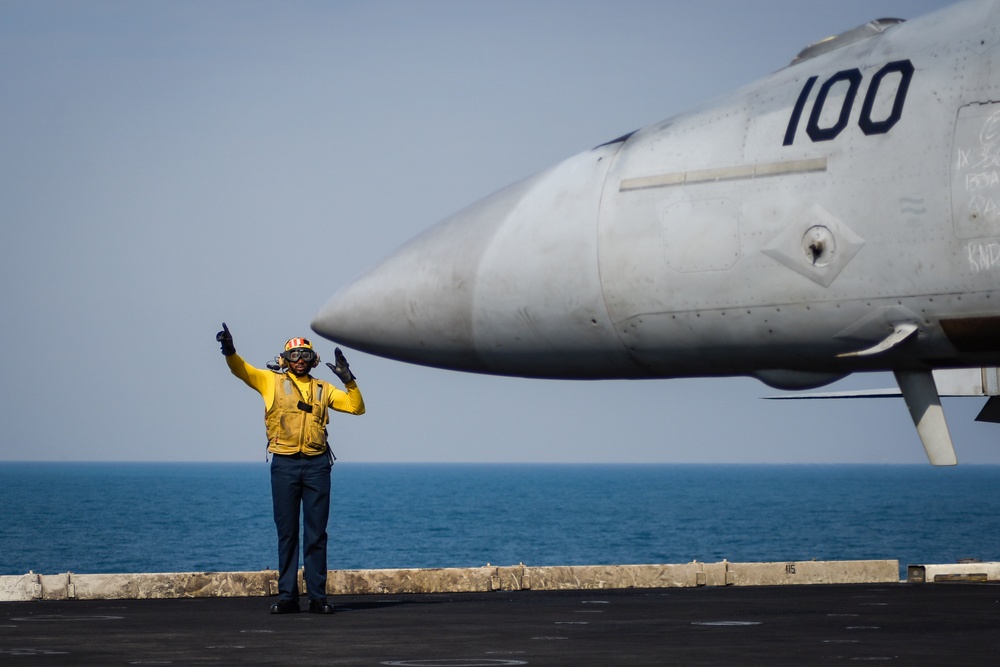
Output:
top-left (2, 583), bottom-right (998, 665)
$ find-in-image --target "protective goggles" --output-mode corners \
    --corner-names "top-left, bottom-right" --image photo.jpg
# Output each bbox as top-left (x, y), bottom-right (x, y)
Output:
top-left (283, 348), bottom-right (316, 363)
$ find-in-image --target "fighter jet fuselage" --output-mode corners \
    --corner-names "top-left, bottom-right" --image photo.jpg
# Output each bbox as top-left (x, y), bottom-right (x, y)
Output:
top-left (313, 0), bottom-right (1000, 464)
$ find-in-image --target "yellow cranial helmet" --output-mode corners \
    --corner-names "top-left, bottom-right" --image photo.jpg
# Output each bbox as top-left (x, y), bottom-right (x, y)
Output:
top-left (284, 337), bottom-right (313, 351)
top-left (280, 337), bottom-right (319, 367)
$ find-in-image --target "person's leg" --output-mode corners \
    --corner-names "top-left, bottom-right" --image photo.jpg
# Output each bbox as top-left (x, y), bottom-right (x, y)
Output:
top-left (301, 454), bottom-right (332, 604)
top-left (270, 455), bottom-right (303, 603)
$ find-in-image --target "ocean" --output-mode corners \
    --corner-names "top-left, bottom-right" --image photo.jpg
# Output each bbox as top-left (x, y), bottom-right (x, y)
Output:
top-left (2, 463), bottom-right (999, 578)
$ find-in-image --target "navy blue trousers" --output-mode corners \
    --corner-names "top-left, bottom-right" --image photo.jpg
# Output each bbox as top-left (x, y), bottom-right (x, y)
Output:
top-left (270, 453), bottom-right (331, 601)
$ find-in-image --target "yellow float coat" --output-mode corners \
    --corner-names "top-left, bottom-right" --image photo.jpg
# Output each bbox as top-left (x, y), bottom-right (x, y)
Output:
top-left (226, 353), bottom-right (365, 455)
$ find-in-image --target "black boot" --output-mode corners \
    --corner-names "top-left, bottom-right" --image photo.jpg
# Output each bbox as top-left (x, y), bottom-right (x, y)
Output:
top-left (308, 599), bottom-right (334, 614)
top-left (270, 599), bottom-right (300, 614)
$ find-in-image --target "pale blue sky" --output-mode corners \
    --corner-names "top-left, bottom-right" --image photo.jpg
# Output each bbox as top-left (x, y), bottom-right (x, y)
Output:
top-left (4, 0), bottom-right (994, 464)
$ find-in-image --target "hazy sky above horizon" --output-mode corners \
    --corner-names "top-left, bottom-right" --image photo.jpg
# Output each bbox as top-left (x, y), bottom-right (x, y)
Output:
top-left (4, 0), bottom-right (997, 465)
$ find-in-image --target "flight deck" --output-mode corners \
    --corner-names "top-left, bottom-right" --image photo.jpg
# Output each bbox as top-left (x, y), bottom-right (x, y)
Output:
top-left (3, 582), bottom-right (998, 665)
top-left (2, 560), bottom-right (998, 665)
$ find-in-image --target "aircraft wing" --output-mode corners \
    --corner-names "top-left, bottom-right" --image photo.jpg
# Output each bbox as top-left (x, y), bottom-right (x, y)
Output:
top-left (767, 368), bottom-right (1000, 465)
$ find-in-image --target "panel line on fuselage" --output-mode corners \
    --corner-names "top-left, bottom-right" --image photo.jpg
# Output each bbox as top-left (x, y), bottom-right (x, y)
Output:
top-left (619, 157), bottom-right (828, 192)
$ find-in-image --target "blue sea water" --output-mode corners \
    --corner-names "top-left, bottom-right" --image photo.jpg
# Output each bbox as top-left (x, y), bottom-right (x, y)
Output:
top-left (2, 463), bottom-right (999, 578)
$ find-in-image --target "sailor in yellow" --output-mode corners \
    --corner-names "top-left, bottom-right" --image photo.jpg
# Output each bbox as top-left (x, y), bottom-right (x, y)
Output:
top-left (217, 323), bottom-right (364, 615)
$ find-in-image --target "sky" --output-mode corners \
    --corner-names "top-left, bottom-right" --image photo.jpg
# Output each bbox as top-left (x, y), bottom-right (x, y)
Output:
top-left (3, 0), bottom-right (996, 465)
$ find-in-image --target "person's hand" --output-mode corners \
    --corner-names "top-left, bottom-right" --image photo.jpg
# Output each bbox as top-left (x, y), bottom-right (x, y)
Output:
top-left (216, 322), bottom-right (236, 356)
top-left (326, 347), bottom-right (356, 383)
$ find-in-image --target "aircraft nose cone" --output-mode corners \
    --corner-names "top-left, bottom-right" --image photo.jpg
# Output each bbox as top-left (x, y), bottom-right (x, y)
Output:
top-left (312, 144), bottom-right (627, 377)
top-left (311, 176), bottom-right (538, 372)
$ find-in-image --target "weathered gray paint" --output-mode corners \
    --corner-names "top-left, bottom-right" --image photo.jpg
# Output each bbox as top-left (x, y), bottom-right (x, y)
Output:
top-left (311, 0), bottom-right (1000, 464)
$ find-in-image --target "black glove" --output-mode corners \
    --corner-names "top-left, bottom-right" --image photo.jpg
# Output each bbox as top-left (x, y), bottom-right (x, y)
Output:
top-left (326, 347), bottom-right (356, 383)
top-left (216, 322), bottom-right (236, 356)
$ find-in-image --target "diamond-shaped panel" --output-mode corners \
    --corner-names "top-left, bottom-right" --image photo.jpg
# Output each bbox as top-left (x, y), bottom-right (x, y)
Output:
top-left (762, 204), bottom-right (865, 287)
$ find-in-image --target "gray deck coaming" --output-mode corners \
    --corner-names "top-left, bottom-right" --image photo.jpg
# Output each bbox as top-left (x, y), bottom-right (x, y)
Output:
top-left (0, 559), bottom-right (903, 601)
top-left (3, 584), bottom-right (999, 666)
